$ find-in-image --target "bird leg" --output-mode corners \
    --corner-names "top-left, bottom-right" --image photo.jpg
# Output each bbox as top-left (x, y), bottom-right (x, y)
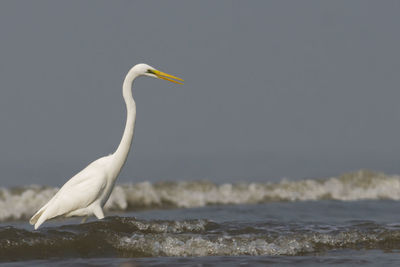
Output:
top-left (81, 216), bottom-right (89, 224)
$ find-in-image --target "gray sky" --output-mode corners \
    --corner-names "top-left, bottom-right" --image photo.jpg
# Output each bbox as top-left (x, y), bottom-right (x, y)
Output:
top-left (1, 1), bottom-right (400, 186)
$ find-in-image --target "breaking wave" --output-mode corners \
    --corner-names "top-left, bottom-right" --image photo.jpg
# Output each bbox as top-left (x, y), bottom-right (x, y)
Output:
top-left (1, 217), bottom-right (400, 261)
top-left (1, 170), bottom-right (400, 222)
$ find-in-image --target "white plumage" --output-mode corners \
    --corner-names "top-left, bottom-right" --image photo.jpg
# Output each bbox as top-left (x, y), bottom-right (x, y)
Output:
top-left (29, 63), bottom-right (183, 229)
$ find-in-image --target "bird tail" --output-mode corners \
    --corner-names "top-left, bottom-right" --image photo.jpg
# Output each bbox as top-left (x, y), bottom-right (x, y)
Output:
top-left (29, 205), bottom-right (48, 229)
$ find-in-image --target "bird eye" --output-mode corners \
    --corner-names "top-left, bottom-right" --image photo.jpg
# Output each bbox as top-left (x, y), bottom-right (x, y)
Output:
top-left (147, 69), bottom-right (154, 74)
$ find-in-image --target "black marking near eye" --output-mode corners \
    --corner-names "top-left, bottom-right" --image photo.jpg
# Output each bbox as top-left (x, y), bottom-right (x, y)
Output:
top-left (147, 69), bottom-right (155, 74)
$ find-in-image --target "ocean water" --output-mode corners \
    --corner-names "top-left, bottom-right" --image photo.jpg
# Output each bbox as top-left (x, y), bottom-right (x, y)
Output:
top-left (2, 170), bottom-right (400, 266)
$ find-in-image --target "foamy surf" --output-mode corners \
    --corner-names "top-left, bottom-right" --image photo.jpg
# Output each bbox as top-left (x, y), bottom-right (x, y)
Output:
top-left (1, 217), bottom-right (400, 260)
top-left (1, 170), bottom-right (400, 222)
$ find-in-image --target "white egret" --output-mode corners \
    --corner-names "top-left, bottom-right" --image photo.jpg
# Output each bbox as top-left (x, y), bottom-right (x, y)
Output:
top-left (29, 63), bottom-right (183, 229)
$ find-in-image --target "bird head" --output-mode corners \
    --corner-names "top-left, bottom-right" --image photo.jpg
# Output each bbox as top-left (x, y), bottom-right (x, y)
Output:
top-left (134, 63), bottom-right (184, 85)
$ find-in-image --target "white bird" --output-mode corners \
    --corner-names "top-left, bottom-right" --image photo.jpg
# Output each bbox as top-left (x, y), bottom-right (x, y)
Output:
top-left (29, 63), bottom-right (183, 229)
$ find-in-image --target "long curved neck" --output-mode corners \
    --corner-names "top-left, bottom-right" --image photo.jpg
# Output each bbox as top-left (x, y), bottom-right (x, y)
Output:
top-left (112, 69), bottom-right (138, 174)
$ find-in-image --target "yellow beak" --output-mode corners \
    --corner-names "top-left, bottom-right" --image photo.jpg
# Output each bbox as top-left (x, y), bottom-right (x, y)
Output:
top-left (152, 69), bottom-right (184, 85)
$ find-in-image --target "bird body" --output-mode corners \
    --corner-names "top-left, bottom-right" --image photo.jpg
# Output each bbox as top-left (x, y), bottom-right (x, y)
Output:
top-left (30, 63), bottom-right (183, 229)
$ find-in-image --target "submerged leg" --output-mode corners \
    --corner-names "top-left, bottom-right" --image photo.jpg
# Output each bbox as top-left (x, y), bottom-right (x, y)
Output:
top-left (81, 216), bottom-right (89, 224)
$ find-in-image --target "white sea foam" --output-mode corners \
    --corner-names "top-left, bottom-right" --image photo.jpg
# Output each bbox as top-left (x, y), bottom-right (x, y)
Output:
top-left (113, 216), bottom-right (387, 257)
top-left (1, 170), bottom-right (400, 222)
top-left (0, 185), bottom-right (58, 222)
top-left (1, 217), bottom-right (392, 258)
top-left (115, 230), bottom-right (379, 257)
top-left (118, 234), bottom-right (281, 256)
top-left (0, 216), bottom-right (400, 261)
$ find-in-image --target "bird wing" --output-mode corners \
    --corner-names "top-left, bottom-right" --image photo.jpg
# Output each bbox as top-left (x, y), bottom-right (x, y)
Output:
top-left (33, 157), bottom-right (110, 223)
top-left (52, 171), bottom-right (107, 214)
